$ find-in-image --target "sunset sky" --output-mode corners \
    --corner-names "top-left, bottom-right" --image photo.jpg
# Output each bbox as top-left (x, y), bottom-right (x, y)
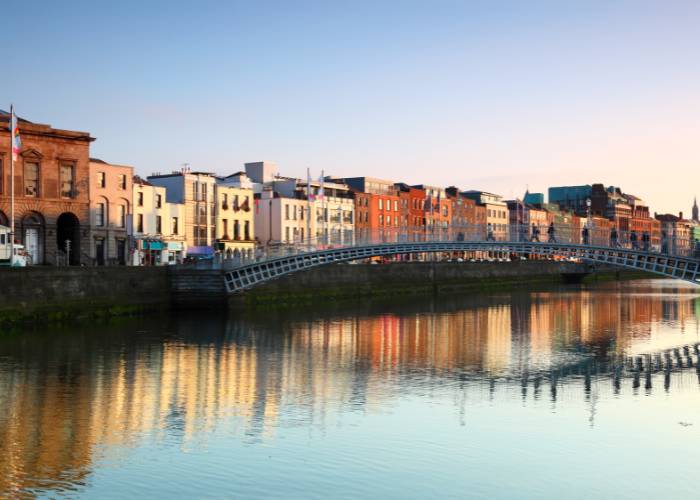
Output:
top-left (3, 0), bottom-right (699, 215)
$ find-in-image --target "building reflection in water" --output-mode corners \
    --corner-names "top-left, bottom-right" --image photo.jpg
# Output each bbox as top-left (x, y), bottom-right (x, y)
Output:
top-left (0, 281), bottom-right (699, 495)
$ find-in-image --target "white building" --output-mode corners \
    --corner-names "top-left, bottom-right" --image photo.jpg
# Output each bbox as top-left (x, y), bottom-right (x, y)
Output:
top-left (132, 177), bottom-right (187, 265)
top-left (246, 162), bottom-right (354, 247)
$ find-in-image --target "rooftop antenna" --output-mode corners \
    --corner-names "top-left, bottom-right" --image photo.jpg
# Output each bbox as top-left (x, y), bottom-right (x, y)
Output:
top-left (181, 162), bottom-right (190, 173)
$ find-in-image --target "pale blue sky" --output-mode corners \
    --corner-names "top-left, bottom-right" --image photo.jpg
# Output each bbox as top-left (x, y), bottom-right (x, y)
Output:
top-left (3, 0), bottom-right (699, 214)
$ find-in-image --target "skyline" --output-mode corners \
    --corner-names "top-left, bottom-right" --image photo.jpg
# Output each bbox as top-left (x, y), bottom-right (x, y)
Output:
top-left (3, 0), bottom-right (699, 213)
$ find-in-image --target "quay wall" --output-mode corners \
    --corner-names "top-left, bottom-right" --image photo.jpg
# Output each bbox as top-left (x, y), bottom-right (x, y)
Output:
top-left (230, 261), bottom-right (595, 307)
top-left (1, 267), bottom-right (170, 324)
top-left (0, 261), bottom-right (651, 324)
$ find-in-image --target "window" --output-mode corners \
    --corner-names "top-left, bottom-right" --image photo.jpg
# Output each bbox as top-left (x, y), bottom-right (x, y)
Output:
top-left (96, 203), bottom-right (105, 227)
top-left (0, 157), bottom-right (4, 194)
top-left (118, 174), bottom-right (126, 190)
top-left (24, 162), bottom-right (39, 197)
top-left (285, 226), bottom-right (290, 242)
top-left (201, 182), bottom-right (207, 201)
top-left (222, 219), bottom-right (228, 238)
top-left (118, 205), bottom-right (126, 228)
top-left (156, 194), bottom-right (162, 208)
top-left (394, 200), bottom-right (398, 212)
top-left (386, 215), bottom-right (391, 226)
top-left (137, 191), bottom-right (144, 207)
top-left (244, 221), bottom-right (250, 240)
top-left (156, 216), bottom-right (162, 234)
top-left (233, 220), bottom-right (240, 239)
top-left (137, 214), bottom-right (144, 233)
top-left (379, 214), bottom-right (383, 225)
top-left (222, 193), bottom-right (228, 209)
top-left (378, 199), bottom-right (383, 210)
top-left (285, 204), bottom-right (290, 220)
top-left (60, 164), bottom-right (74, 198)
top-left (172, 217), bottom-right (179, 235)
top-left (97, 171), bottom-right (106, 188)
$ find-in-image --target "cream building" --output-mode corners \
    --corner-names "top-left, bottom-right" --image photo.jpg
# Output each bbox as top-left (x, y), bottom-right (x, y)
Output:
top-left (463, 190), bottom-right (508, 240)
top-left (147, 169), bottom-right (256, 258)
top-left (88, 159), bottom-right (133, 265)
top-left (214, 181), bottom-right (255, 258)
top-left (132, 176), bottom-right (186, 265)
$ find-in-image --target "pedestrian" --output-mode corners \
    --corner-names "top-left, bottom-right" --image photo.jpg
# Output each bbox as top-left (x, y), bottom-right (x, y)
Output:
top-left (486, 223), bottom-right (495, 242)
top-left (610, 228), bottom-right (619, 248)
top-left (582, 226), bottom-right (590, 245)
top-left (547, 222), bottom-right (557, 243)
top-left (642, 232), bottom-right (650, 251)
top-left (630, 230), bottom-right (638, 250)
top-left (530, 223), bottom-right (540, 242)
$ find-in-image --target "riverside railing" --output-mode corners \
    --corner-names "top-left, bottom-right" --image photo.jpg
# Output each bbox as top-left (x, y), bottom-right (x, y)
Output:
top-left (189, 223), bottom-right (699, 270)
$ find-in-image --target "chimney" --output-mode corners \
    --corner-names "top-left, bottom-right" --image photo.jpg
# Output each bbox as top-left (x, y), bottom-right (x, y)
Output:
top-left (679, 212), bottom-right (683, 219)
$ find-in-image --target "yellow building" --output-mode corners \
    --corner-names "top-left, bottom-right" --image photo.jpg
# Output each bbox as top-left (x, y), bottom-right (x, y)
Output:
top-left (214, 183), bottom-right (255, 258)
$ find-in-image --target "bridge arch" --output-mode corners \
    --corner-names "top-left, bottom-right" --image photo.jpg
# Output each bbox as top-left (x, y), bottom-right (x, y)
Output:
top-left (224, 242), bottom-right (700, 293)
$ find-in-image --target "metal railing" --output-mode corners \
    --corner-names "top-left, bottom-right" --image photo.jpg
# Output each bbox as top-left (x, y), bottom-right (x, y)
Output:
top-left (232, 223), bottom-right (700, 265)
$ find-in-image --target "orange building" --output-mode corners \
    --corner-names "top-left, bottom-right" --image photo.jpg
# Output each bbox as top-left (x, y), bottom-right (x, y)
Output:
top-left (0, 111), bottom-right (94, 265)
top-left (344, 177), bottom-right (401, 242)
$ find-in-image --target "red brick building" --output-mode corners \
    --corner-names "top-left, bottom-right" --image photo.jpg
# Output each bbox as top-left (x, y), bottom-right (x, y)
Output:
top-left (0, 112), bottom-right (94, 264)
top-left (344, 177), bottom-right (401, 243)
top-left (396, 183), bottom-right (426, 240)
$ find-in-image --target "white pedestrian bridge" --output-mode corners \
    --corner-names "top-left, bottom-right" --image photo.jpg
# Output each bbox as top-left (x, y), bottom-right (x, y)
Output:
top-left (222, 227), bottom-right (700, 294)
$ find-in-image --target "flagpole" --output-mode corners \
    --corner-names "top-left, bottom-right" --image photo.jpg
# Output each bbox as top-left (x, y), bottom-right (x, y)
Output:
top-left (306, 167), bottom-right (311, 251)
top-left (9, 105), bottom-right (15, 248)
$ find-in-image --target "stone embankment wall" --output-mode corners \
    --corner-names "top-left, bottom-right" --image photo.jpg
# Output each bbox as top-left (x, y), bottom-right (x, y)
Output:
top-left (1, 261), bottom-right (640, 323)
top-left (231, 260), bottom-right (593, 306)
top-left (1, 267), bottom-right (170, 323)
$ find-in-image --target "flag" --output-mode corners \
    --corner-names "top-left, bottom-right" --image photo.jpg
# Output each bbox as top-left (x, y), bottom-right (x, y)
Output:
top-left (255, 197), bottom-right (260, 214)
top-left (307, 168), bottom-right (315, 201)
top-left (10, 107), bottom-right (21, 161)
top-left (317, 171), bottom-right (325, 200)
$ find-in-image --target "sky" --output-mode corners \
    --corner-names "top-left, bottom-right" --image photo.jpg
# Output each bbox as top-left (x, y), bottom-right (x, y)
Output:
top-left (2, 0), bottom-right (699, 215)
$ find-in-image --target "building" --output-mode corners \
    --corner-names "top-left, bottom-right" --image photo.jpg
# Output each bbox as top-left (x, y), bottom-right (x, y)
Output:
top-left (149, 170), bottom-right (257, 258)
top-left (0, 111), bottom-right (94, 265)
top-left (213, 176), bottom-right (256, 257)
top-left (342, 177), bottom-right (400, 243)
top-left (412, 184), bottom-right (452, 240)
top-left (446, 187), bottom-right (476, 239)
top-left (148, 170), bottom-right (217, 255)
top-left (88, 159), bottom-right (132, 265)
top-left (655, 212), bottom-right (693, 256)
top-left (692, 197), bottom-right (698, 223)
top-left (396, 183), bottom-right (426, 240)
top-left (463, 190), bottom-right (508, 240)
top-left (132, 176), bottom-right (186, 265)
top-left (254, 189), bottom-right (311, 245)
top-left (548, 185), bottom-right (592, 216)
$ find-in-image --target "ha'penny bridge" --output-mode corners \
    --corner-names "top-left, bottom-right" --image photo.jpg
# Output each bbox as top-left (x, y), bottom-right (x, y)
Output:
top-left (221, 225), bottom-right (700, 294)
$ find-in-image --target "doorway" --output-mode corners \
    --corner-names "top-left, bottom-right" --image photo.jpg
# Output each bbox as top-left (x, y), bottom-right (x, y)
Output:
top-left (57, 212), bottom-right (81, 265)
top-left (95, 238), bottom-right (105, 266)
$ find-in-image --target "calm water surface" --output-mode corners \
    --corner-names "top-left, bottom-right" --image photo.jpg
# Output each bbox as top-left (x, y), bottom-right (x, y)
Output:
top-left (2, 280), bottom-right (700, 499)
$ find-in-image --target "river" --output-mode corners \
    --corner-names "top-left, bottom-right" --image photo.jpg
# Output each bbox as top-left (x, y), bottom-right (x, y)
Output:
top-left (1, 279), bottom-right (700, 499)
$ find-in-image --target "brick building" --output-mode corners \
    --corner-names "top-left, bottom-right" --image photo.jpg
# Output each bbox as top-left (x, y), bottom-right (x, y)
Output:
top-left (0, 111), bottom-right (94, 265)
top-left (343, 177), bottom-right (400, 243)
top-left (88, 159), bottom-right (132, 265)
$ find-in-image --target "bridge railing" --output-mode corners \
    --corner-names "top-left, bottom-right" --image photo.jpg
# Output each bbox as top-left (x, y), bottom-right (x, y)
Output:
top-left (186, 223), bottom-right (700, 269)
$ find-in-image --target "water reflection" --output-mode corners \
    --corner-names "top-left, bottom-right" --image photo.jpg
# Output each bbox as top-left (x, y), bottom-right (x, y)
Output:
top-left (0, 280), bottom-right (699, 497)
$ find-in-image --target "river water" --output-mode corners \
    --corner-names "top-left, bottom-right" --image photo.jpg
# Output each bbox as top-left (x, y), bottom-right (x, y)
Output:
top-left (1, 279), bottom-right (700, 499)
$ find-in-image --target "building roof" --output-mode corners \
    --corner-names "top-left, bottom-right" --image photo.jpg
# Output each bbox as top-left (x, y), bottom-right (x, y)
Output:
top-left (133, 175), bottom-right (153, 186)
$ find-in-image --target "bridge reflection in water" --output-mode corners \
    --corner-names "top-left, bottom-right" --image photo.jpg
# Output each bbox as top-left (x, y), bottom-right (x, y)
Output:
top-left (1, 280), bottom-right (700, 496)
